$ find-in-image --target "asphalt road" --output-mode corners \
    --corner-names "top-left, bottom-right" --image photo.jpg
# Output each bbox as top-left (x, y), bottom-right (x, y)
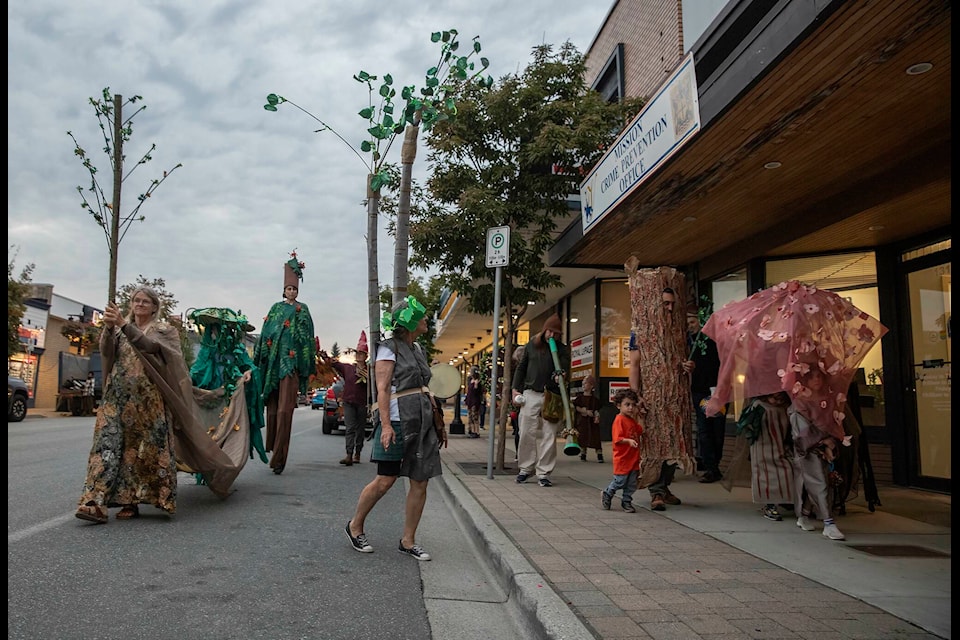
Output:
top-left (8, 407), bottom-right (521, 640)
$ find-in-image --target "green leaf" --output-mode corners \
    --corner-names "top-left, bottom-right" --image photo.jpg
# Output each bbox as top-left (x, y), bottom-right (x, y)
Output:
top-left (473, 41), bottom-right (481, 53)
top-left (455, 68), bottom-right (467, 80)
top-left (431, 32), bottom-right (441, 42)
top-left (445, 97), bottom-right (456, 111)
top-left (426, 76), bottom-right (439, 88)
top-left (451, 40), bottom-right (459, 52)
top-left (426, 66), bottom-right (438, 77)
top-left (421, 87), bottom-right (434, 97)
top-left (481, 57), bottom-right (489, 68)
top-left (393, 123), bottom-right (405, 134)
top-left (266, 93), bottom-right (280, 105)
top-left (441, 30), bottom-right (450, 42)
top-left (263, 104), bottom-right (277, 111)
top-left (384, 73), bottom-right (393, 85)
top-left (449, 28), bottom-right (458, 36)
top-left (370, 173), bottom-right (384, 192)
top-left (383, 114), bottom-right (395, 128)
top-left (401, 86), bottom-right (412, 100)
top-left (360, 140), bottom-right (373, 152)
top-left (383, 103), bottom-right (394, 115)
top-left (357, 70), bottom-right (370, 81)
top-left (456, 57), bottom-right (468, 69)
top-left (379, 84), bottom-right (391, 98)
top-left (358, 106), bottom-right (374, 119)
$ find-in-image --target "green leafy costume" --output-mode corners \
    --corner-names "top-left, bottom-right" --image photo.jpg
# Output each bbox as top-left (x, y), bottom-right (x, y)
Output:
top-left (188, 307), bottom-right (268, 464)
top-left (254, 300), bottom-right (315, 399)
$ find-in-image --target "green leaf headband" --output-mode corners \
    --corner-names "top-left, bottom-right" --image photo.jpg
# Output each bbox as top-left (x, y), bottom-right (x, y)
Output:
top-left (381, 296), bottom-right (426, 332)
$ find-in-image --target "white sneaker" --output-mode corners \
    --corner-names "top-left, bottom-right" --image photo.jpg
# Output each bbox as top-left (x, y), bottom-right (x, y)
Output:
top-left (796, 515), bottom-right (816, 531)
top-left (822, 524), bottom-right (845, 540)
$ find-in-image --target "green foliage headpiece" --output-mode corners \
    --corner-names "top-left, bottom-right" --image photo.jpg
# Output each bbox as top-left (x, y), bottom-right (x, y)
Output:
top-left (381, 296), bottom-right (426, 332)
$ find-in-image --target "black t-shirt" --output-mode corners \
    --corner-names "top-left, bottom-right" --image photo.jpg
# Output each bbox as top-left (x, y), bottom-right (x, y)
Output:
top-left (688, 334), bottom-right (720, 394)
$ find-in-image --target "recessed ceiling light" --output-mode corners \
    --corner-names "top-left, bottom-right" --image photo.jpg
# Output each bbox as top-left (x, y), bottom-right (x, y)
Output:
top-left (682, 216), bottom-right (697, 222)
top-left (868, 225), bottom-right (885, 231)
top-left (764, 161), bottom-right (782, 169)
top-left (905, 62), bottom-right (933, 75)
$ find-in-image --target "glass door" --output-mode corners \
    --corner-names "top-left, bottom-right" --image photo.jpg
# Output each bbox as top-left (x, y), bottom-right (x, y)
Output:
top-left (905, 259), bottom-right (951, 487)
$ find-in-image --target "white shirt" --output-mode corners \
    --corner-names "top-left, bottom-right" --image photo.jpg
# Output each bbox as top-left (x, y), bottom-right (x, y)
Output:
top-left (375, 344), bottom-right (400, 421)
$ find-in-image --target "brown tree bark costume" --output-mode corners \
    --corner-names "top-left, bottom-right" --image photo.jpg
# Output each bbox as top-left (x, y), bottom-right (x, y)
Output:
top-left (625, 259), bottom-right (696, 488)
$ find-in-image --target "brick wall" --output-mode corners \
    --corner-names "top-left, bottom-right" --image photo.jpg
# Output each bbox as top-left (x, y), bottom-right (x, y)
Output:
top-left (585, 0), bottom-right (684, 101)
top-left (34, 318), bottom-right (75, 409)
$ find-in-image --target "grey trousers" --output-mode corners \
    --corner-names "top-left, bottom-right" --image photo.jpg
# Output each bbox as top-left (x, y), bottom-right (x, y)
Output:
top-left (343, 402), bottom-right (364, 456)
top-left (648, 461), bottom-right (678, 497)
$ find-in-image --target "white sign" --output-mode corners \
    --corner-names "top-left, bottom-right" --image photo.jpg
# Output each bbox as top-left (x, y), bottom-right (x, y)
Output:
top-left (485, 226), bottom-right (510, 268)
top-left (570, 334), bottom-right (594, 368)
top-left (580, 52), bottom-right (700, 235)
top-left (608, 381), bottom-right (631, 402)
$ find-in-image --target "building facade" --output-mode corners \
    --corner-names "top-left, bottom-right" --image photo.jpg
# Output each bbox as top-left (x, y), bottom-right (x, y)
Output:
top-left (434, 0), bottom-right (950, 492)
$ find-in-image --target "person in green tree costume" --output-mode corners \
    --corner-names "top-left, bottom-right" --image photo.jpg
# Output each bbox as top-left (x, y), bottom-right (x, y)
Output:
top-left (253, 250), bottom-right (316, 475)
top-left (188, 306), bottom-right (269, 469)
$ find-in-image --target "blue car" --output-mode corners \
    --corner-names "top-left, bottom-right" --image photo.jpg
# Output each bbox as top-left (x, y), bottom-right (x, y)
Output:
top-left (310, 388), bottom-right (327, 410)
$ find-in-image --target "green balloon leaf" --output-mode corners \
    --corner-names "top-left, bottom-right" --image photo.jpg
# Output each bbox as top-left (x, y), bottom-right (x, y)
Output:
top-left (431, 32), bottom-right (441, 42)
top-left (360, 140), bottom-right (373, 152)
top-left (384, 73), bottom-right (393, 85)
top-left (401, 86), bottom-right (412, 100)
top-left (358, 106), bottom-right (374, 119)
top-left (473, 41), bottom-right (481, 53)
top-left (441, 30), bottom-right (450, 42)
top-left (266, 93), bottom-right (280, 105)
top-left (263, 104), bottom-right (277, 112)
top-left (357, 70), bottom-right (371, 81)
top-left (481, 57), bottom-right (489, 68)
top-left (426, 66), bottom-right (438, 77)
top-left (379, 84), bottom-right (391, 98)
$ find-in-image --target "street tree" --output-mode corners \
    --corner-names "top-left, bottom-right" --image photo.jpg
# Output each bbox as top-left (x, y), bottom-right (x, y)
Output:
top-left (264, 28), bottom-right (491, 403)
top-left (7, 247), bottom-right (35, 357)
top-left (410, 41), bottom-right (644, 468)
top-left (67, 88), bottom-right (182, 302)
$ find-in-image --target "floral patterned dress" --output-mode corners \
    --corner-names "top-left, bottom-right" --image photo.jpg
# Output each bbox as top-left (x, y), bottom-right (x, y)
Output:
top-left (78, 331), bottom-right (177, 514)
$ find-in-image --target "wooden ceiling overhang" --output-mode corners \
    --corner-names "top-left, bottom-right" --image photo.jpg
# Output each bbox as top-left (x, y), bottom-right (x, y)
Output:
top-left (549, 0), bottom-right (951, 279)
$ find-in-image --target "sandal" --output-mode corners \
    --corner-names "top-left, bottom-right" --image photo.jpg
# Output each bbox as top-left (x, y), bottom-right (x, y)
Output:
top-left (115, 505), bottom-right (140, 520)
top-left (75, 504), bottom-right (108, 525)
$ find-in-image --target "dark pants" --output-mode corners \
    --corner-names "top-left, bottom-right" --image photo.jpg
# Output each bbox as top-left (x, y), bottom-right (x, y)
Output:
top-left (648, 461), bottom-right (678, 498)
top-left (694, 391), bottom-right (726, 475)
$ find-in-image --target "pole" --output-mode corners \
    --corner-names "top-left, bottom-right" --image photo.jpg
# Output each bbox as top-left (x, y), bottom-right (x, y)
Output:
top-left (486, 265), bottom-right (502, 479)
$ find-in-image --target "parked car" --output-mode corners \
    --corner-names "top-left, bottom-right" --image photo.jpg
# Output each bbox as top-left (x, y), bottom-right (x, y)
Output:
top-left (310, 387), bottom-right (327, 410)
top-left (8, 376), bottom-right (29, 422)
top-left (321, 385), bottom-right (373, 437)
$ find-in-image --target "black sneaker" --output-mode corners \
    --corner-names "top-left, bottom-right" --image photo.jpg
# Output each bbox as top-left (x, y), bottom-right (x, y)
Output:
top-left (345, 521), bottom-right (373, 553)
top-left (601, 490), bottom-right (612, 510)
top-left (516, 472), bottom-right (530, 484)
top-left (398, 540), bottom-right (431, 561)
top-left (761, 505), bottom-right (783, 521)
top-left (597, 453), bottom-right (604, 463)
top-left (622, 502), bottom-right (636, 513)
top-left (538, 477), bottom-right (553, 487)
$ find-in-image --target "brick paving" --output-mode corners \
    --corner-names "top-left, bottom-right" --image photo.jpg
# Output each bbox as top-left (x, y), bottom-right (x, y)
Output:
top-left (440, 429), bottom-right (944, 640)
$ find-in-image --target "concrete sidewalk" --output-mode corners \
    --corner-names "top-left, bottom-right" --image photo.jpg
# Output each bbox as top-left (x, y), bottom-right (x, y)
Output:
top-left (438, 428), bottom-right (951, 640)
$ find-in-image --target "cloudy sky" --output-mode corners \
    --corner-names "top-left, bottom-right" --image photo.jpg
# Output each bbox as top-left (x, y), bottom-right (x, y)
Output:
top-left (8, 0), bottom-right (612, 350)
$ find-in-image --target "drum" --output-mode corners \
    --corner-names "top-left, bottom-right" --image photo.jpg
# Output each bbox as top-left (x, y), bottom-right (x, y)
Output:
top-left (428, 364), bottom-right (461, 399)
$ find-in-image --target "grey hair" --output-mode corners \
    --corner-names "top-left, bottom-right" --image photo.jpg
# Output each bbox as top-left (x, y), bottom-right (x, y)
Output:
top-left (125, 286), bottom-right (161, 325)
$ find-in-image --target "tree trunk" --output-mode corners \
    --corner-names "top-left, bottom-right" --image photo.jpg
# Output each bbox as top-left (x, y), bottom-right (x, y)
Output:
top-left (393, 123), bottom-right (420, 305)
top-left (624, 259), bottom-right (696, 487)
top-left (108, 93), bottom-right (123, 303)
top-left (367, 174), bottom-right (381, 406)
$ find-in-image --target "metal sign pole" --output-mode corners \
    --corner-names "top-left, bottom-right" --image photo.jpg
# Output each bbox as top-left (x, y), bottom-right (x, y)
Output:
top-left (487, 265), bottom-right (502, 479)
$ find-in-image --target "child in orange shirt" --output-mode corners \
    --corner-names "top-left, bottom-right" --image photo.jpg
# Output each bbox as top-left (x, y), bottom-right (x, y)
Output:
top-left (601, 388), bottom-right (644, 513)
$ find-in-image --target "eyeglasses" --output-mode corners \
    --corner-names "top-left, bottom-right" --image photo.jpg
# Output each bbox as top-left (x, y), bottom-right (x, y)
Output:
top-left (132, 299), bottom-right (154, 306)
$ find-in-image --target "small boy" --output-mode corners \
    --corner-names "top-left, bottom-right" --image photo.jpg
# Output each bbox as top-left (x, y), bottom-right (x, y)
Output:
top-left (601, 388), bottom-right (644, 513)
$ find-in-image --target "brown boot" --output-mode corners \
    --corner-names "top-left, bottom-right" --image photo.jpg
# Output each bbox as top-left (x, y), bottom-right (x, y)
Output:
top-left (353, 452), bottom-right (361, 463)
top-left (339, 456), bottom-right (353, 466)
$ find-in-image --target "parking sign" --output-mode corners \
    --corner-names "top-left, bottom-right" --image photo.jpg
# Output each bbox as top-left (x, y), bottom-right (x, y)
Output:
top-left (485, 226), bottom-right (510, 268)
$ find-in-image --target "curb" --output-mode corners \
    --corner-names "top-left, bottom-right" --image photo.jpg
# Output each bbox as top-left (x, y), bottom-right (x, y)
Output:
top-left (437, 459), bottom-right (595, 640)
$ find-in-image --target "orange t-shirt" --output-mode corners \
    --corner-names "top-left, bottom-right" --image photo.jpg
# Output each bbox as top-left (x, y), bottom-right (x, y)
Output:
top-left (611, 413), bottom-right (643, 476)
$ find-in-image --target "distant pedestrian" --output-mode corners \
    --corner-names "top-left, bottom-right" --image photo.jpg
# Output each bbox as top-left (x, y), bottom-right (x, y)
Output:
top-left (601, 388), bottom-right (643, 513)
top-left (465, 367), bottom-right (482, 438)
top-left (572, 374), bottom-right (603, 462)
top-left (320, 331), bottom-right (370, 466)
top-left (81, 371), bottom-right (96, 416)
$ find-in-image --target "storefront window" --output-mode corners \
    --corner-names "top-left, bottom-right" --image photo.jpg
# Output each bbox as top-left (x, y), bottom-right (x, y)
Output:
top-left (599, 279), bottom-right (632, 380)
